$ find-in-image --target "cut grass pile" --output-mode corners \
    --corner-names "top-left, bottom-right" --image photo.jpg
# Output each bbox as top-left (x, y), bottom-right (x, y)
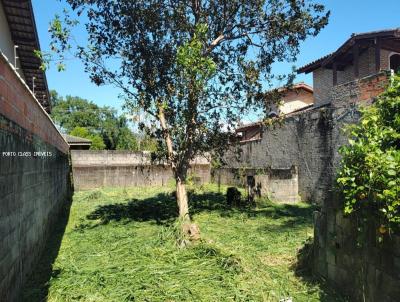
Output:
top-left (23, 184), bottom-right (346, 302)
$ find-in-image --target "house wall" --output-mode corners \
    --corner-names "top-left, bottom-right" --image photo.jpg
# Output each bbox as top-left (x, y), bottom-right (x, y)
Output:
top-left (0, 53), bottom-right (71, 301)
top-left (313, 47), bottom-right (398, 107)
top-left (238, 125), bottom-right (262, 142)
top-left (279, 89), bottom-right (314, 114)
top-left (313, 67), bottom-right (334, 106)
top-left (0, 4), bottom-right (24, 79)
top-left (336, 47), bottom-right (375, 85)
top-left (71, 150), bottom-right (211, 190)
top-left (284, 89), bottom-right (313, 103)
top-left (381, 49), bottom-right (392, 70)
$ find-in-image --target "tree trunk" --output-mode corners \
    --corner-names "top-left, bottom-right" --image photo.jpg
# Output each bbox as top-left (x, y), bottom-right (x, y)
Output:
top-left (176, 177), bottom-right (189, 220)
top-left (157, 102), bottom-right (190, 220)
top-left (157, 101), bottom-right (200, 241)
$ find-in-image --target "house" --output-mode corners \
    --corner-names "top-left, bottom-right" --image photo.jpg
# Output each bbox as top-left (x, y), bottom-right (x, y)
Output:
top-left (62, 134), bottom-right (92, 150)
top-left (298, 28), bottom-right (400, 106)
top-left (0, 0), bottom-right (51, 112)
top-left (269, 82), bottom-right (314, 115)
top-left (236, 83), bottom-right (314, 143)
top-left (237, 28), bottom-right (400, 144)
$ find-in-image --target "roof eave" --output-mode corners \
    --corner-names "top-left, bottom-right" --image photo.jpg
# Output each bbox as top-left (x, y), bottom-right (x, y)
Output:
top-left (1, 0), bottom-right (51, 112)
top-left (69, 142), bottom-right (92, 146)
top-left (298, 28), bottom-right (400, 74)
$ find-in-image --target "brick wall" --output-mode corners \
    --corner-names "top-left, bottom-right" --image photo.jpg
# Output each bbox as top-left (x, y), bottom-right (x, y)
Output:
top-left (313, 67), bottom-right (334, 106)
top-left (0, 54), bottom-right (69, 154)
top-left (313, 47), bottom-right (394, 107)
top-left (71, 150), bottom-right (211, 190)
top-left (0, 54), bottom-right (72, 301)
top-left (380, 49), bottom-right (392, 70)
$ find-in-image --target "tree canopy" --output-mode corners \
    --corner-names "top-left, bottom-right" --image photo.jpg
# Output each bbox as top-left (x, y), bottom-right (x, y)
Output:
top-left (51, 91), bottom-right (156, 151)
top-left (69, 126), bottom-right (106, 150)
top-left (44, 0), bottom-right (329, 229)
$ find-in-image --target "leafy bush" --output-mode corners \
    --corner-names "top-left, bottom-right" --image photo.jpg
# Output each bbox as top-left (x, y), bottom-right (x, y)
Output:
top-left (337, 75), bottom-right (400, 234)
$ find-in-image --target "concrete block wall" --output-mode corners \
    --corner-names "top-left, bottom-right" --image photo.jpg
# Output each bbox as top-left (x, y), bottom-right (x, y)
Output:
top-left (222, 72), bottom-right (388, 205)
top-left (223, 106), bottom-right (336, 204)
top-left (71, 150), bottom-right (211, 190)
top-left (0, 54), bottom-right (71, 301)
top-left (314, 204), bottom-right (400, 302)
top-left (261, 167), bottom-right (299, 203)
top-left (212, 167), bottom-right (300, 203)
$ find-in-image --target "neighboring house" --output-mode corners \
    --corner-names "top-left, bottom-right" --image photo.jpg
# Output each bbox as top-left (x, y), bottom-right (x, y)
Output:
top-left (0, 0), bottom-right (51, 112)
top-left (269, 82), bottom-right (314, 115)
top-left (235, 121), bottom-right (263, 143)
top-left (236, 28), bottom-right (400, 144)
top-left (298, 28), bottom-right (400, 106)
top-left (63, 134), bottom-right (92, 150)
top-left (236, 83), bottom-right (314, 143)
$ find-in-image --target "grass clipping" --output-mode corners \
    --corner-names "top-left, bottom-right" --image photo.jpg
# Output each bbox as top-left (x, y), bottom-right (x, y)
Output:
top-left (23, 185), bottom-right (346, 302)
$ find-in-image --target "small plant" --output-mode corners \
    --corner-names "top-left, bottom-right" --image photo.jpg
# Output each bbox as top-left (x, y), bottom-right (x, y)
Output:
top-left (337, 75), bottom-right (400, 236)
top-left (86, 190), bottom-right (103, 201)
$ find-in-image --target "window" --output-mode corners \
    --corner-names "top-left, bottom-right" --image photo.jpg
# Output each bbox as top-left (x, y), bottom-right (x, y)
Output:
top-left (389, 53), bottom-right (400, 73)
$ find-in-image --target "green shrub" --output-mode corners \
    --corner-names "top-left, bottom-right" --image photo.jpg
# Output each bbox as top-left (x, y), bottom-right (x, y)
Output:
top-left (337, 75), bottom-right (400, 234)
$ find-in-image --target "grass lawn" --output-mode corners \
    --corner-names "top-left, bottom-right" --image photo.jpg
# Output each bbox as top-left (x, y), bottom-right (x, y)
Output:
top-left (23, 184), bottom-right (346, 302)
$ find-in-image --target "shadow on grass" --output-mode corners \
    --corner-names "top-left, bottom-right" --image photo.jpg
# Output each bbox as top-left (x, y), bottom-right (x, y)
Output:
top-left (86, 192), bottom-right (178, 225)
top-left (85, 190), bottom-right (315, 230)
top-left (21, 198), bottom-right (73, 302)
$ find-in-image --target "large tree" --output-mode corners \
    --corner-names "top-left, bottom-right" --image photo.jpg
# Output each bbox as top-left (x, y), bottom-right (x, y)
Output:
top-left (51, 92), bottom-right (140, 150)
top-left (46, 0), bottom-right (329, 233)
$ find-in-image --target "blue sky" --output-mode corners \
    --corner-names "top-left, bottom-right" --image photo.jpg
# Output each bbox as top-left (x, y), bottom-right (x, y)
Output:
top-left (32, 0), bottom-right (400, 112)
